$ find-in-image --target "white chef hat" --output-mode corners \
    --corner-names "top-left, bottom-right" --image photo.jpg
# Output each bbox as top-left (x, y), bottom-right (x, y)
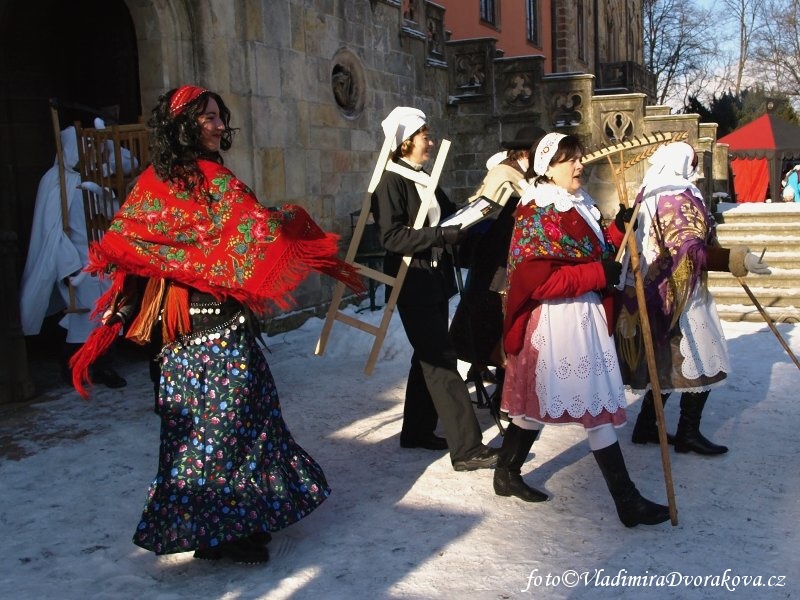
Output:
top-left (381, 106), bottom-right (427, 151)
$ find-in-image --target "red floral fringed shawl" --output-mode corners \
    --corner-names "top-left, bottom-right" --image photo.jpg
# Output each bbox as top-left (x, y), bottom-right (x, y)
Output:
top-left (71, 160), bottom-right (364, 397)
top-left (503, 191), bottom-right (617, 356)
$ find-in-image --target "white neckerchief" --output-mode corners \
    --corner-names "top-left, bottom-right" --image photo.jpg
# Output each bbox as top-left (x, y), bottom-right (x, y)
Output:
top-left (519, 182), bottom-right (604, 243)
top-left (386, 159), bottom-right (441, 225)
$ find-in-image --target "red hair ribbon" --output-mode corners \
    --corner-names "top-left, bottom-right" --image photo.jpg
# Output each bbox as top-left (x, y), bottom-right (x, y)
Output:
top-left (169, 85), bottom-right (207, 117)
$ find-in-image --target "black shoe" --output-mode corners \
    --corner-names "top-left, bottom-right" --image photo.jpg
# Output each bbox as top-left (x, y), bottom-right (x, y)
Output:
top-left (249, 532), bottom-right (272, 546)
top-left (90, 367), bottom-right (127, 388)
top-left (194, 537), bottom-right (270, 564)
top-left (452, 445), bottom-right (499, 471)
top-left (400, 433), bottom-right (448, 450)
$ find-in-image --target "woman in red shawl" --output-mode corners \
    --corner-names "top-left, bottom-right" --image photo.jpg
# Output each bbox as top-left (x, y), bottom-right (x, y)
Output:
top-left (495, 133), bottom-right (669, 528)
top-left (70, 86), bottom-right (362, 563)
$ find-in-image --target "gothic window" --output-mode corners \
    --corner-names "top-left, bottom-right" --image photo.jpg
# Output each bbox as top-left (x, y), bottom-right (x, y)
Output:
top-left (480, 0), bottom-right (497, 26)
top-left (403, 0), bottom-right (420, 24)
top-left (526, 0), bottom-right (540, 46)
top-left (577, 0), bottom-right (586, 61)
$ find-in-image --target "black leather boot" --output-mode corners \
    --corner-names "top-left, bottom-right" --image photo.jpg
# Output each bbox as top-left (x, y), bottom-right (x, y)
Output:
top-left (674, 391), bottom-right (728, 455)
top-left (493, 423), bottom-right (548, 502)
top-left (593, 442), bottom-right (670, 527)
top-left (631, 391), bottom-right (675, 445)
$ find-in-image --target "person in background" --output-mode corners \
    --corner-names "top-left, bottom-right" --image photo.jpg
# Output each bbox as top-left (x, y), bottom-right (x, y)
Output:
top-left (450, 125), bottom-right (547, 379)
top-left (370, 106), bottom-right (498, 472)
top-left (19, 125), bottom-right (126, 388)
top-left (70, 85), bottom-right (363, 564)
top-left (781, 164), bottom-right (800, 202)
top-left (620, 142), bottom-right (771, 455)
top-left (497, 133), bottom-right (669, 528)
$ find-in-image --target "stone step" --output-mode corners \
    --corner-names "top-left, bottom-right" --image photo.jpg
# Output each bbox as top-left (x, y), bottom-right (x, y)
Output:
top-left (715, 305), bottom-right (800, 324)
top-left (714, 235), bottom-right (800, 253)
top-left (709, 285), bottom-right (800, 308)
top-left (708, 270), bottom-right (800, 288)
top-left (716, 201), bottom-right (800, 224)
top-left (716, 222), bottom-right (800, 238)
top-left (704, 202), bottom-right (799, 322)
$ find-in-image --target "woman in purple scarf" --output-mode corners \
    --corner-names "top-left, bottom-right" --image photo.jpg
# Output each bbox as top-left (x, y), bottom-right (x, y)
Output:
top-left (619, 142), bottom-right (771, 455)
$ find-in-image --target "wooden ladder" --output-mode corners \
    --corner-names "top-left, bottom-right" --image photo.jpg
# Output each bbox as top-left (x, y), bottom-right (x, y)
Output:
top-left (315, 137), bottom-right (451, 374)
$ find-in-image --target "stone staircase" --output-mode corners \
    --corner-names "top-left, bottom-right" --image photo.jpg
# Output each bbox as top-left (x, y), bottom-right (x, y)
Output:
top-left (709, 202), bottom-right (800, 323)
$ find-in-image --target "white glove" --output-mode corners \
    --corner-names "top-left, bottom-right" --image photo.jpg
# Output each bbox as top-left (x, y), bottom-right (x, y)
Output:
top-left (744, 252), bottom-right (771, 275)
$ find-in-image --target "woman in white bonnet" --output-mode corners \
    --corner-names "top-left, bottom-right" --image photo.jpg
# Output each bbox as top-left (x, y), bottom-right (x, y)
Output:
top-left (370, 106), bottom-right (499, 472)
top-left (620, 141), bottom-right (771, 455)
top-left (498, 132), bottom-right (670, 527)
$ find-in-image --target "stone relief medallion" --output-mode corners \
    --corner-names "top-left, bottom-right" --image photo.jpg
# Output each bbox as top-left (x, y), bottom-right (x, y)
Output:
top-left (503, 73), bottom-right (533, 106)
top-left (603, 111), bottom-right (634, 142)
top-left (552, 93), bottom-right (583, 126)
top-left (455, 52), bottom-right (486, 90)
top-left (331, 48), bottom-right (366, 119)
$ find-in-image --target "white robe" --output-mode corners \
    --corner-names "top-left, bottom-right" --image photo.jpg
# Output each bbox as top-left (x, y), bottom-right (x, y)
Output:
top-left (19, 126), bottom-right (109, 342)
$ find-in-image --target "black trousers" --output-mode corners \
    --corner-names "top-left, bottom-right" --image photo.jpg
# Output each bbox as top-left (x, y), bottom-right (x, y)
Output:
top-left (397, 300), bottom-right (483, 462)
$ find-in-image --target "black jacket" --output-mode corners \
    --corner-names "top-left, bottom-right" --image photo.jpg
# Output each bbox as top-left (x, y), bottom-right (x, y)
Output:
top-left (370, 161), bottom-right (458, 305)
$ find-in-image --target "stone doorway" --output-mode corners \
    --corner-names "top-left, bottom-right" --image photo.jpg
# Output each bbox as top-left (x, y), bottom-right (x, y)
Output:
top-left (0, 0), bottom-right (141, 400)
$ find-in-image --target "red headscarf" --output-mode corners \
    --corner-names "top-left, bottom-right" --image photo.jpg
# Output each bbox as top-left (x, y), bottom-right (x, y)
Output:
top-left (169, 85), bottom-right (208, 117)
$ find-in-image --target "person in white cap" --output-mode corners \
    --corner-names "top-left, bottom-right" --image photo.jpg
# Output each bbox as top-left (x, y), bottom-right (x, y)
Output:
top-left (497, 132), bottom-right (669, 528)
top-left (370, 106), bottom-right (498, 472)
top-left (620, 141), bottom-right (771, 455)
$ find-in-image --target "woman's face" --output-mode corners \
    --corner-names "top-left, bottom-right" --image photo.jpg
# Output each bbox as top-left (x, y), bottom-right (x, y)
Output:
top-left (406, 128), bottom-right (435, 164)
top-left (546, 152), bottom-right (584, 194)
top-left (197, 97), bottom-right (225, 153)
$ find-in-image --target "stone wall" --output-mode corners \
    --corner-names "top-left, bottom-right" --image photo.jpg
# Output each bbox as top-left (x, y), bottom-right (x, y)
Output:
top-left (123, 0), bottom-right (451, 323)
top-left (443, 34), bottom-right (727, 220)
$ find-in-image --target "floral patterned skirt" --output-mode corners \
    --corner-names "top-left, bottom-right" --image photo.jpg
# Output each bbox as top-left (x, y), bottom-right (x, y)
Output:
top-left (132, 325), bottom-right (330, 555)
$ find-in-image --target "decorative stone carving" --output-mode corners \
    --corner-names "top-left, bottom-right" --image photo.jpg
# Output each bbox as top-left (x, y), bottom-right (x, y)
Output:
top-left (425, 5), bottom-right (445, 62)
top-left (455, 52), bottom-right (486, 90)
top-left (331, 48), bottom-right (366, 119)
top-left (552, 93), bottom-right (583, 126)
top-left (603, 111), bottom-right (634, 142)
top-left (503, 73), bottom-right (533, 106)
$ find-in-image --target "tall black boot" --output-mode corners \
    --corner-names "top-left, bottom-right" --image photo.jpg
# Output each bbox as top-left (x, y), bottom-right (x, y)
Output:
top-left (593, 442), bottom-right (670, 527)
top-left (674, 391), bottom-right (728, 455)
top-left (631, 391), bottom-right (675, 445)
top-left (493, 423), bottom-right (548, 502)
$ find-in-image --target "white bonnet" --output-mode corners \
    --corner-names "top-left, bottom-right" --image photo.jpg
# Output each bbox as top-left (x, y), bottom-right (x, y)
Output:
top-left (646, 142), bottom-right (697, 180)
top-left (532, 132), bottom-right (567, 176)
top-left (381, 106), bottom-right (427, 151)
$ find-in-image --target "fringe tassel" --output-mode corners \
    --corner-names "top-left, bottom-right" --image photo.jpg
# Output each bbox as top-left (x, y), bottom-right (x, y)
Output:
top-left (126, 278), bottom-right (166, 345)
top-left (70, 322), bottom-right (123, 399)
top-left (616, 308), bottom-right (642, 372)
top-left (162, 283), bottom-right (191, 342)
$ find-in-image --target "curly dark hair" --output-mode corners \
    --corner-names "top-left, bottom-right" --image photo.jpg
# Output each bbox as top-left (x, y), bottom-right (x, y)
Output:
top-left (148, 88), bottom-right (237, 191)
top-left (524, 134), bottom-right (584, 186)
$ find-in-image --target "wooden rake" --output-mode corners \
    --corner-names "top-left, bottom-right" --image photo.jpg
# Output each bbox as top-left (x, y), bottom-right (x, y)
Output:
top-left (585, 133), bottom-right (687, 525)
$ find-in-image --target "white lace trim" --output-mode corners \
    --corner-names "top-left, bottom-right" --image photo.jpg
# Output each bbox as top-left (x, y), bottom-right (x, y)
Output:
top-left (678, 286), bottom-right (731, 380)
top-left (530, 294), bottom-right (627, 419)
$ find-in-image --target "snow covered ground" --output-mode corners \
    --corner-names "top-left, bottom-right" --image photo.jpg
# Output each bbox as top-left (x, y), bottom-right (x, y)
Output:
top-left (1, 294), bottom-right (799, 599)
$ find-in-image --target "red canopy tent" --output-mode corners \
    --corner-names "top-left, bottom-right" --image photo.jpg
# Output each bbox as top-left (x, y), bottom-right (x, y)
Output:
top-left (717, 113), bottom-right (800, 202)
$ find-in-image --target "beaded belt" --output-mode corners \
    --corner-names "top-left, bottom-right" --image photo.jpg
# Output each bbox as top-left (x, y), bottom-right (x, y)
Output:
top-left (173, 311), bottom-right (248, 348)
